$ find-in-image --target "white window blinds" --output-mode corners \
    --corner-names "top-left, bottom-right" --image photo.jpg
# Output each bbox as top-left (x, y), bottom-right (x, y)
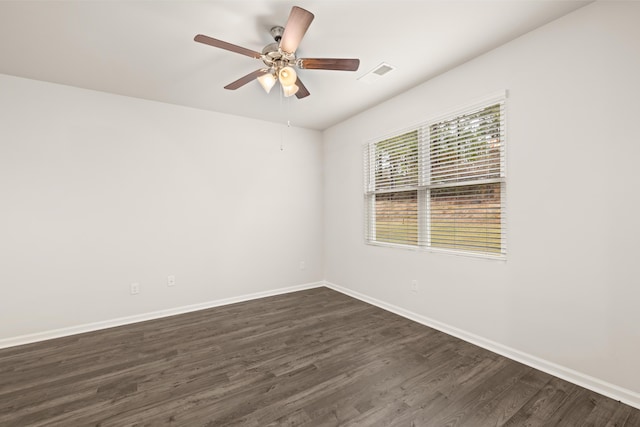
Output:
top-left (364, 96), bottom-right (506, 257)
top-left (364, 130), bottom-right (421, 246)
top-left (364, 130), bottom-right (420, 192)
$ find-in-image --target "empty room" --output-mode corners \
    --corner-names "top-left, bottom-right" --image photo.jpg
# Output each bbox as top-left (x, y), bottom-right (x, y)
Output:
top-left (1, 1), bottom-right (639, 425)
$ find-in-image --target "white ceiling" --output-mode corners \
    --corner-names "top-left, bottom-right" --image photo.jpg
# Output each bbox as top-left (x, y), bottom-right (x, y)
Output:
top-left (0, 1), bottom-right (589, 130)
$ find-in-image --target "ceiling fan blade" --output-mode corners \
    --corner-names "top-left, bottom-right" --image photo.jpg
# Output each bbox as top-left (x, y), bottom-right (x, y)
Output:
top-left (194, 34), bottom-right (262, 59)
top-left (295, 77), bottom-right (310, 99)
top-left (279, 6), bottom-right (314, 54)
top-left (298, 58), bottom-right (360, 71)
top-left (224, 69), bottom-right (267, 90)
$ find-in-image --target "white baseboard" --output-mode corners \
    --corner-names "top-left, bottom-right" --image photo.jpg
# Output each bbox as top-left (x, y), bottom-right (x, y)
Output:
top-left (0, 281), bottom-right (324, 350)
top-left (324, 281), bottom-right (640, 410)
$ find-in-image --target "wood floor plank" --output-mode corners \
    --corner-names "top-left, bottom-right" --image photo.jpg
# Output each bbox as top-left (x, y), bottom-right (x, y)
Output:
top-left (502, 375), bottom-right (575, 426)
top-left (460, 368), bottom-right (550, 426)
top-left (543, 387), bottom-right (598, 425)
top-left (624, 405), bottom-right (640, 426)
top-left (0, 287), bottom-right (638, 426)
top-left (584, 394), bottom-right (630, 427)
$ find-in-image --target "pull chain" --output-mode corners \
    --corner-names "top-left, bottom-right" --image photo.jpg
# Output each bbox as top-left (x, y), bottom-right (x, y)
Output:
top-left (282, 120), bottom-right (292, 151)
top-left (278, 81), bottom-right (293, 152)
top-left (279, 80), bottom-right (285, 151)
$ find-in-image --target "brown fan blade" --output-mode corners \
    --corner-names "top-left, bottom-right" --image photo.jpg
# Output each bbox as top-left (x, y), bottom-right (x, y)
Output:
top-left (298, 58), bottom-right (360, 71)
top-left (224, 69), bottom-right (267, 90)
top-left (295, 77), bottom-right (310, 99)
top-left (279, 6), bottom-right (314, 54)
top-left (194, 34), bottom-right (261, 59)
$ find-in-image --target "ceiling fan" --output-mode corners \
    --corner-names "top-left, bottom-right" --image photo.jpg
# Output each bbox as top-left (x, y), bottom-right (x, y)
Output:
top-left (194, 6), bottom-right (360, 99)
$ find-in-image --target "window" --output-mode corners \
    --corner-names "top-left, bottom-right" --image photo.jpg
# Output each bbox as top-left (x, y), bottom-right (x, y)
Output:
top-left (364, 96), bottom-right (506, 257)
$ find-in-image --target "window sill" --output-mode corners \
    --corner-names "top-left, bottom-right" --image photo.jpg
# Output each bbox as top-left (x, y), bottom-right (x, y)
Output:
top-left (364, 240), bottom-right (506, 261)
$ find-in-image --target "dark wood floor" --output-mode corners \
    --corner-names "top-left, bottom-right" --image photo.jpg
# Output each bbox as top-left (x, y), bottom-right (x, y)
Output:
top-left (0, 287), bottom-right (638, 426)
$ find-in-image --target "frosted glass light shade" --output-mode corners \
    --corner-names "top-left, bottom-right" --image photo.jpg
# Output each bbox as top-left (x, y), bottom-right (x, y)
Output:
top-left (282, 84), bottom-right (299, 97)
top-left (278, 66), bottom-right (297, 87)
top-left (257, 72), bottom-right (276, 93)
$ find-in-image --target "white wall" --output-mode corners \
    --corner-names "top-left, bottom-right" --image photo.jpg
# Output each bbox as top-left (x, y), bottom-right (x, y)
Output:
top-left (0, 74), bottom-right (324, 340)
top-left (324, 1), bottom-right (640, 400)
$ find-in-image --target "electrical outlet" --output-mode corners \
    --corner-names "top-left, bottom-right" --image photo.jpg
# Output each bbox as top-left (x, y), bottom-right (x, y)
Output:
top-left (411, 280), bottom-right (418, 293)
top-left (167, 275), bottom-right (176, 287)
top-left (130, 282), bottom-right (140, 295)
top-left (299, 261), bottom-right (306, 270)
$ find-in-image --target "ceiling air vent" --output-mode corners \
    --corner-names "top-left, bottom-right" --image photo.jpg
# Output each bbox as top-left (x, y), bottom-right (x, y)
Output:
top-left (358, 62), bottom-right (396, 84)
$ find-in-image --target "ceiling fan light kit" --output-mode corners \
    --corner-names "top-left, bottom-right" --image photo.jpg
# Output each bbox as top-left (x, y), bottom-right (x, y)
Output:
top-left (194, 6), bottom-right (360, 99)
top-left (256, 71), bottom-right (277, 94)
top-left (278, 66), bottom-right (297, 87)
top-left (282, 84), bottom-right (299, 98)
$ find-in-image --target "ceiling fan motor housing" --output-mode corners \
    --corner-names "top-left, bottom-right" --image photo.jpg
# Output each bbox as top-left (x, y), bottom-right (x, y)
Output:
top-left (261, 26), bottom-right (296, 70)
top-left (270, 26), bottom-right (284, 42)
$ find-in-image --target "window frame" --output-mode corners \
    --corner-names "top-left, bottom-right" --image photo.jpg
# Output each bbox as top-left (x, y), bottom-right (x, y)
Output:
top-left (363, 93), bottom-right (507, 259)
